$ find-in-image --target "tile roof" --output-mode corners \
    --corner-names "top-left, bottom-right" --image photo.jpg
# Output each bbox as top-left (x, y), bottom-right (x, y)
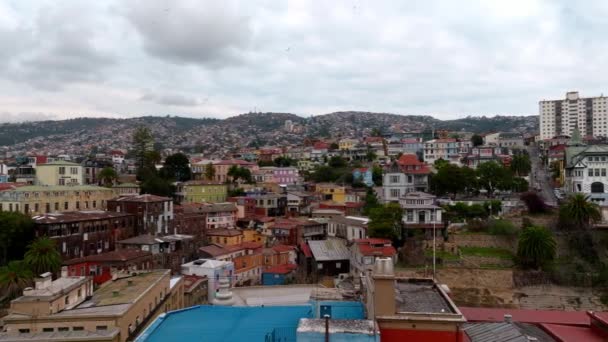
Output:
top-left (63, 249), bottom-right (151, 265)
top-left (205, 229), bottom-right (243, 237)
top-left (32, 210), bottom-right (133, 224)
top-left (263, 264), bottom-right (297, 274)
top-left (111, 194), bottom-right (171, 202)
top-left (299, 242), bottom-right (312, 258)
top-left (355, 241), bottom-right (396, 257)
top-left (272, 244), bottom-right (296, 253)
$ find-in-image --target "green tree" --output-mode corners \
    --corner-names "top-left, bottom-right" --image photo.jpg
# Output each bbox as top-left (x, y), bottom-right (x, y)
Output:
top-left (329, 142), bottom-right (340, 150)
top-left (274, 156), bottom-right (296, 167)
top-left (510, 154), bottom-right (531, 177)
top-left (204, 162), bottom-right (215, 181)
top-left (257, 160), bottom-right (275, 167)
top-left (477, 161), bottom-right (511, 196)
top-left (140, 175), bottom-right (175, 197)
top-left (511, 177), bottom-right (529, 192)
top-left (0, 212), bottom-right (35, 266)
top-left (372, 165), bottom-right (383, 186)
top-left (362, 188), bottom-right (381, 215)
top-left (228, 188), bottom-right (246, 197)
top-left (160, 153), bottom-right (192, 182)
top-left (132, 126), bottom-right (153, 171)
top-left (471, 134), bottom-right (484, 147)
top-left (329, 156), bottom-right (347, 168)
top-left (431, 164), bottom-right (466, 198)
top-left (98, 167), bottom-right (118, 187)
top-left (368, 203), bottom-right (403, 240)
top-left (24, 237), bottom-right (62, 275)
top-left (559, 193), bottom-right (601, 231)
top-left (227, 166), bottom-right (253, 184)
top-left (0, 260), bottom-right (33, 302)
top-left (365, 151), bottom-right (377, 162)
top-left (516, 225), bottom-right (556, 270)
top-left (433, 158), bottom-right (450, 170)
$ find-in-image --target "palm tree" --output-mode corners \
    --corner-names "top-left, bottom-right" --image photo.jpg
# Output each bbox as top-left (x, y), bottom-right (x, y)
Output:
top-left (24, 237), bottom-right (62, 275)
top-left (559, 193), bottom-right (601, 230)
top-left (98, 167), bottom-right (118, 187)
top-left (516, 225), bottom-right (556, 270)
top-left (0, 260), bottom-right (33, 302)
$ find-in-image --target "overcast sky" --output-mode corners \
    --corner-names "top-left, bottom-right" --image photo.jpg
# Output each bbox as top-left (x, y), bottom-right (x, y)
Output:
top-left (1, 0), bottom-right (607, 122)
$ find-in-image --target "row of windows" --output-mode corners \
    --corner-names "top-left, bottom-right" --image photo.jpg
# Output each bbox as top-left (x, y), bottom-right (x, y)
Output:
top-left (588, 168), bottom-right (607, 177)
top-left (0, 200), bottom-right (105, 213)
top-left (58, 167), bottom-right (80, 175)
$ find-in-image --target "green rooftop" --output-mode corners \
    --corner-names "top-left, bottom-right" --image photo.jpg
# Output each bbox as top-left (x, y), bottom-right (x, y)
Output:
top-left (10, 185), bottom-right (114, 192)
top-left (90, 270), bottom-right (169, 306)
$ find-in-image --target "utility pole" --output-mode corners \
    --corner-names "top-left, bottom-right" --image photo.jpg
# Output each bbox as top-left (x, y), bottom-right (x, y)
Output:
top-left (432, 209), bottom-right (436, 281)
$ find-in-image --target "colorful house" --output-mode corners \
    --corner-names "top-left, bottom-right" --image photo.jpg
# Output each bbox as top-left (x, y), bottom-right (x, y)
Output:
top-left (261, 264), bottom-right (297, 285)
top-left (206, 229), bottom-right (244, 246)
top-left (315, 183), bottom-right (346, 203)
top-left (180, 181), bottom-right (228, 203)
top-left (352, 168), bottom-right (374, 187)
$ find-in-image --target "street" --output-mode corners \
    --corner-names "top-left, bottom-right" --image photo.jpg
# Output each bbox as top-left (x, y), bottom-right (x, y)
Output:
top-left (528, 145), bottom-right (557, 207)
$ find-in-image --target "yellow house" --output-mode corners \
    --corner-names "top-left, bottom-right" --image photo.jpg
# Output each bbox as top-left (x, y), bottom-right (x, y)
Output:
top-left (338, 138), bottom-right (358, 151)
top-left (182, 181), bottom-right (228, 203)
top-left (36, 161), bottom-right (84, 186)
top-left (0, 185), bottom-right (115, 216)
top-left (242, 228), bottom-right (267, 245)
top-left (315, 183), bottom-right (346, 203)
top-left (206, 229), bottom-right (244, 246)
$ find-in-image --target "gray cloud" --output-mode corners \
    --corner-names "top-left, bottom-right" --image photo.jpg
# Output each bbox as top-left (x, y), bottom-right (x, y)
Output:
top-left (140, 92), bottom-right (202, 107)
top-left (0, 112), bottom-right (58, 123)
top-left (125, 0), bottom-right (252, 67)
top-left (1, 0), bottom-right (608, 122)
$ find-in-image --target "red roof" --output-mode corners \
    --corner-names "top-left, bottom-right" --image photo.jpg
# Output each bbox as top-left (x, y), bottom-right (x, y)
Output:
top-left (313, 141), bottom-right (330, 149)
top-left (215, 159), bottom-right (256, 166)
top-left (0, 183), bottom-right (28, 191)
top-left (358, 244), bottom-right (396, 257)
top-left (540, 323), bottom-right (604, 342)
top-left (110, 150), bottom-right (125, 156)
top-left (363, 137), bottom-right (384, 143)
top-left (460, 307), bottom-right (591, 326)
top-left (272, 245), bottom-right (296, 253)
top-left (354, 238), bottom-right (392, 245)
top-left (353, 168), bottom-right (369, 173)
top-left (401, 138), bottom-right (420, 143)
top-left (299, 242), bottom-right (312, 258)
top-left (263, 264), bottom-right (297, 274)
top-left (35, 156), bottom-right (47, 164)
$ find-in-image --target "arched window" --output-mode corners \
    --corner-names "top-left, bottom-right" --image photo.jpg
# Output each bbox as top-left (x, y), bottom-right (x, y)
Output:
top-left (591, 182), bottom-right (605, 193)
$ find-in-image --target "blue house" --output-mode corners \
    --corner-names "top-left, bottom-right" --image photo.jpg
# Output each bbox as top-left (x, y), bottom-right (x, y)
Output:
top-left (352, 168), bottom-right (373, 187)
top-left (0, 174), bottom-right (8, 183)
top-left (262, 264), bottom-right (297, 285)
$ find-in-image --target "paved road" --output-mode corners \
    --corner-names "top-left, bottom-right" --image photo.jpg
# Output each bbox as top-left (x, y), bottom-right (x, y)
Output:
top-left (528, 145), bottom-right (557, 207)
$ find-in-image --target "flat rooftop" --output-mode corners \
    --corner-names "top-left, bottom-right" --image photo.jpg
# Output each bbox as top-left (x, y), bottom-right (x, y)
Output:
top-left (79, 270), bottom-right (168, 307)
top-left (14, 277), bottom-right (88, 302)
top-left (395, 279), bottom-right (454, 313)
top-left (297, 319), bottom-right (378, 336)
top-left (231, 285), bottom-right (348, 306)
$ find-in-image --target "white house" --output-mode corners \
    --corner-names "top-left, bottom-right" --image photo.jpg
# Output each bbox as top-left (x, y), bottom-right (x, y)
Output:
top-left (327, 216), bottom-right (369, 241)
top-left (399, 192), bottom-right (443, 229)
top-left (349, 238), bottom-right (397, 276)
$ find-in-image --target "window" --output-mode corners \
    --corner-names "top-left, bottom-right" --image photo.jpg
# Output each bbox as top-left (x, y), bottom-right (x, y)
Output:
top-left (603, 169), bottom-right (607, 177)
top-left (18, 329), bottom-right (30, 334)
top-left (71, 167), bottom-right (78, 175)
top-left (73, 327), bottom-right (84, 331)
top-left (55, 202), bottom-right (59, 211)
top-left (407, 210), bottom-right (413, 222)
top-left (390, 189), bottom-right (400, 198)
top-left (596, 169), bottom-right (601, 177)
top-left (336, 262), bottom-right (341, 268)
top-left (65, 296), bottom-right (69, 305)
top-left (59, 167), bottom-right (66, 175)
top-left (58, 327), bottom-right (69, 332)
top-left (317, 263), bottom-right (323, 269)
top-left (96, 326), bottom-right (108, 331)
top-left (42, 328), bottom-right (54, 332)
top-left (589, 169), bottom-right (594, 177)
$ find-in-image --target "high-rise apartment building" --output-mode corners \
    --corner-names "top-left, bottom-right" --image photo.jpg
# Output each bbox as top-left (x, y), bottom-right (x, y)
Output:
top-left (539, 91), bottom-right (608, 140)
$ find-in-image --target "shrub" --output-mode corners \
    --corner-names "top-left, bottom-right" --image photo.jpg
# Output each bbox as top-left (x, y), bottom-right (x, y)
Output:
top-left (466, 219), bottom-right (488, 233)
top-left (520, 192), bottom-right (547, 214)
top-left (488, 219), bottom-right (517, 236)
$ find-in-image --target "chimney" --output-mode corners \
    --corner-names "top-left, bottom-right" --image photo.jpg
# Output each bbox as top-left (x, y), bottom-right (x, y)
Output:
top-left (61, 266), bottom-right (68, 278)
top-left (504, 314), bottom-right (512, 323)
top-left (35, 272), bottom-right (53, 290)
top-left (372, 257), bottom-right (396, 317)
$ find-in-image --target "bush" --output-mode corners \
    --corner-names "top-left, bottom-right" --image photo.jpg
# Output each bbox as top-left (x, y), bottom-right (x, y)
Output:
top-left (488, 220), bottom-right (517, 236)
top-left (466, 219), bottom-right (488, 233)
top-left (520, 192), bottom-right (547, 214)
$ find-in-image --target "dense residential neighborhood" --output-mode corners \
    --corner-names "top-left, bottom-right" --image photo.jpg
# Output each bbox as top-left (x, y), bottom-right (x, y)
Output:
top-left (2, 93), bottom-right (608, 341)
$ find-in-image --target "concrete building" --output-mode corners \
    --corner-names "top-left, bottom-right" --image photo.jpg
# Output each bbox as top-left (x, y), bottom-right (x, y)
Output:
top-left (339, 138), bottom-right (359, 151)
top-left (382, 155), bottom-right (430, 202)
top-left (198, 242), bottom-right (264, 286)
top-left (563, 133), bottom-right (608, 204)
top-left (352, 168), bottom-right (374, 187)
top-left (540, 91), bottom-right (608, 139)
top-left (36, 160), bottom-right (84, 186)
top-left (178, 181), bottom-right (228, 204)
top-left (314, 183), bottom-right (346, 203)
top-left (33, 210), bottom-right (136, 260)
top-left (64, 249), bottom-right (153, 285)
top-left (181, 258), bottom-right (235, 303)
top-left (107, 195), bottom-right (174, 236)
top-left (423, 139), bottom-right (471, 165)
top-left (180, 202), bottom-right (238, 229)
top-left (350, 239), bottom-right (397, 276)
top-left (364, 258), bottom-right (466, 341)
top-left (327, 216), bottom-right (368, 241)
top-left (0, 185), bottom-right (115, 216)
top-left (1, 270), bottom-right (181, 342)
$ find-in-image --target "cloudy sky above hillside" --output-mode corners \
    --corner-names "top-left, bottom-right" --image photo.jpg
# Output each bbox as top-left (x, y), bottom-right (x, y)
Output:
top-left (1, 0), bottom-right (607, 122)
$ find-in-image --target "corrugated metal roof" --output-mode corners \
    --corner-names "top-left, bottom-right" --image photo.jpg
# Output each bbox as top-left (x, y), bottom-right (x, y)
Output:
top-left (307, 239), bottom-right (349, 261)
top-left (463, 322), bottom-right (545, 342)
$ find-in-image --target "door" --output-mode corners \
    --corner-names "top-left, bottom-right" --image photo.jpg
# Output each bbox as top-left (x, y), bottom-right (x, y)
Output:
top-left (418, 211), bottom-right (426, 223)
